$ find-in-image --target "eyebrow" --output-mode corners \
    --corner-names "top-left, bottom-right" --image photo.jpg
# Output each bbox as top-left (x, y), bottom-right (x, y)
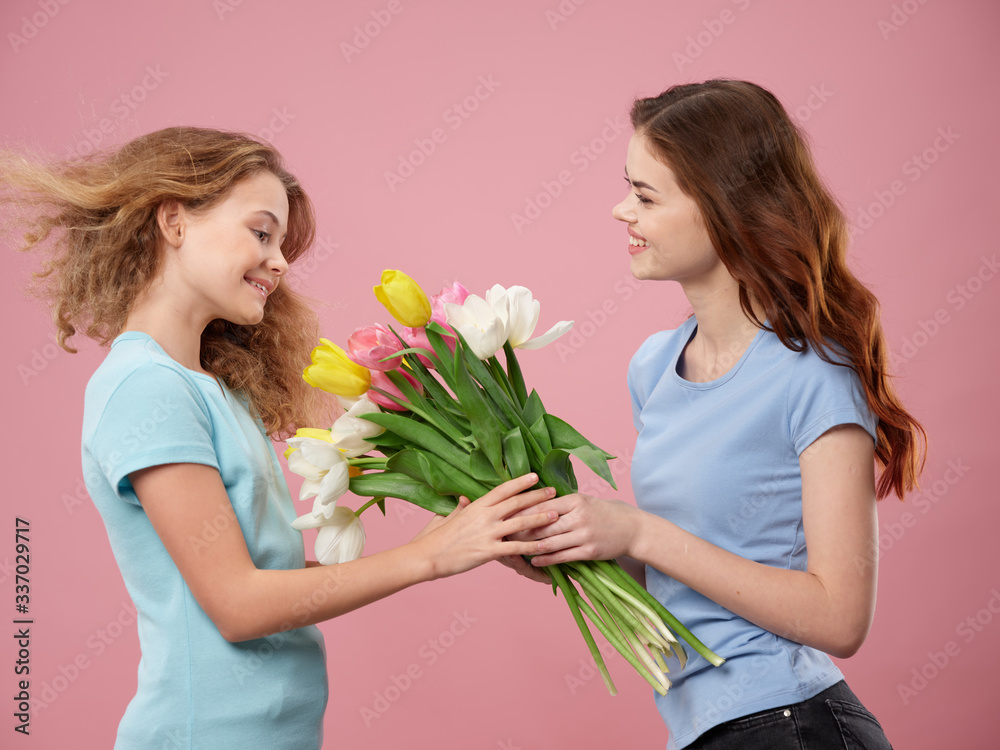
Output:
top-left (624, 168), bottom-right (660, 193)
top-left (252, 210), bottom-right (284, 227)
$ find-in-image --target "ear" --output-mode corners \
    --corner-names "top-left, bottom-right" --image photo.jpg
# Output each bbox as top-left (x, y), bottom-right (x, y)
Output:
top-left (156, 200), bottom-right (186, 249)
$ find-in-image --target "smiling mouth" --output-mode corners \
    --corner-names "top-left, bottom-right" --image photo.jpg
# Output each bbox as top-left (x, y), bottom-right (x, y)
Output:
top-left (245, 278), bottom-right (269, 297)
top-left (629, 235), bottom-right (648, 247)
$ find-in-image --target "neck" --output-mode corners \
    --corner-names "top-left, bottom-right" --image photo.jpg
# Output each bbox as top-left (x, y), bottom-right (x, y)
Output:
top-left (124, 279), bottom-right (211, 373)
top-left (676, 274), bottom-right (765, 382)
top-left (682, 276), bottom-right (763, 351)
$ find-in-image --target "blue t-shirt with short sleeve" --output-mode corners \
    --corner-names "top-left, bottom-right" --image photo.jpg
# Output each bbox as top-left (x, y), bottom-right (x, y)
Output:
top-left (627, 316), bottom-right (876, 750)
top-left (81, 332), bottom-right (327, 749)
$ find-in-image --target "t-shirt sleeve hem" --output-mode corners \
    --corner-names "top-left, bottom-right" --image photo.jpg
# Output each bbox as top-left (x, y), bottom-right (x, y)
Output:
top-left (110, 449), bottom-right (220, 505)
top-left (793, 408), bottom-right (877, 455)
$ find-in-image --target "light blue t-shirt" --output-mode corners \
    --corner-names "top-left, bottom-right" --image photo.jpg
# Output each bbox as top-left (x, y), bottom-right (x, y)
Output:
top-left (627, 316), bottom-right (877, 750)
top-left (82, 332), bottom-right (327, 749)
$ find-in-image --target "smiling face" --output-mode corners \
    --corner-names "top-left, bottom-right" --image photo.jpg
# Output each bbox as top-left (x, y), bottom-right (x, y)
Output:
top-left (165, 170), bottom-right (290, 329)
top-left (612, 133), bottom-right (724, 289)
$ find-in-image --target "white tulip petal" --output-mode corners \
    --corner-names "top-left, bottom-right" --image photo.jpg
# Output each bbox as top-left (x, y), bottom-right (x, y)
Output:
top-left (298, 477), bottom-right (322, 503)
top-left (286, 449), bottom-right (324, 482)
top-left (314, 508), bottom-right (366, 565)
top-left (518, 320), bottom-right (574, 350)
top-left (311, 492), bottom-right (338, 519)
top-left (316, 461), bottom-right (350, 506)
top-left (292, 511), bottom-right (324, 530)
top-left (295, 438), bottom-right (340, 470)
top-left (505, 287), bottom-right (541, 347)
top-left (333, 414), bottom-right (383, 443)
top-left (333, 433), bottom-right (376, 458)
top-left (445, 296), bottom-right (508, 359)
top-left (335, 394), bottom-right (360, 411)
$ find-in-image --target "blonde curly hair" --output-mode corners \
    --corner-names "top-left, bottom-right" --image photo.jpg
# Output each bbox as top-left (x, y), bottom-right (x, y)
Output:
top-left (3, 126), bottom-right (328, 438)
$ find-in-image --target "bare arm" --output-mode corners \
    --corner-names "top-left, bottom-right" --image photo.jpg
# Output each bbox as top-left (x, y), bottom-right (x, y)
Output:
top-left (525, 425), bottom-right (878, 658)
top-left (131, 465), bottom-right (556, 643)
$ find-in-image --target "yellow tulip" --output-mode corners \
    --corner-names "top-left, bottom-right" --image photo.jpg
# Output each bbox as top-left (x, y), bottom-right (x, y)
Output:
top-left (303, 338), bottom-right (372, 398)
top-left (373, 269), bottom-right (432, 327)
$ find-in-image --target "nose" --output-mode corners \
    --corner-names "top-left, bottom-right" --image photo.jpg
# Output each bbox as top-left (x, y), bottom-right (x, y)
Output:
top-left (269, 245), bottom-right (289, 277)
top-left (612, 191), bottom-right (637, 223)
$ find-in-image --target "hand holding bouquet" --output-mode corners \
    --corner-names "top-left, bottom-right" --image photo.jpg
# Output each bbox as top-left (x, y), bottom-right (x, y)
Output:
top-left (285, 270), bottom-right (724, 695)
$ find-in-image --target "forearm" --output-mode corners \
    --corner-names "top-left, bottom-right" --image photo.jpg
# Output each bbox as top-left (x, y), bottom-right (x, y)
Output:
top-left (631, 512), bottom-right (873, 658)
top-left (215, 542), bottom-right (434, 641)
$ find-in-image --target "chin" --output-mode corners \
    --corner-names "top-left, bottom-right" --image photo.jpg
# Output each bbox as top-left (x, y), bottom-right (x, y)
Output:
top-left (224, 311), bottom-right (265, 326)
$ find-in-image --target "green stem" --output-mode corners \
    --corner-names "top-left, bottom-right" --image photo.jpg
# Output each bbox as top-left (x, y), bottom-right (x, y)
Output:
top-left (574, 589), bottom-right (667, 696)
top-left (354, 497), bottom-right (382, 516)
top-left (594, 596), bottom-right (670, 693)
top-left (589, 567), bottom-right (674, 644)
top-left (486, 356), bottom-right (515, 402)
top-left (598, 560), bottom-right (725, 668)
top-left (547, 565), bottom-right (617, 696)
top-left (568, 563), bottom-right (668, 651)
top-left (348, 457), bottom-right (388, 468)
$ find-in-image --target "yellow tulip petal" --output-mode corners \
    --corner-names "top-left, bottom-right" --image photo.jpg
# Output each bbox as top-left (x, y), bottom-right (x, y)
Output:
top-left (295, 428), bottom-right (335, 442)
top-left (374, 269), bottom-right (432, 327)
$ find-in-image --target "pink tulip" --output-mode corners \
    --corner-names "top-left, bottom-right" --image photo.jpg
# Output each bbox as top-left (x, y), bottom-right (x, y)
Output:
top-left (429, 281), bottom-right (470, 325)
top-left (367, 368), bottom-right (423, 411)
top-left (347, 324), bottom-right (403, 371)
top-left (401, 325), bottom-right (436, 368)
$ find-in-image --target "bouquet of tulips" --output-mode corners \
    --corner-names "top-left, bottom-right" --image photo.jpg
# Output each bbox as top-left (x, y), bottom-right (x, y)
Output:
top-left (284, 269), bottom-right (724, 695)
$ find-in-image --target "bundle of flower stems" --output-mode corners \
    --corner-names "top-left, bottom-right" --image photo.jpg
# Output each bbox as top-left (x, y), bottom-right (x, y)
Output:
top-left (290, 272), bottom-right (724, 695)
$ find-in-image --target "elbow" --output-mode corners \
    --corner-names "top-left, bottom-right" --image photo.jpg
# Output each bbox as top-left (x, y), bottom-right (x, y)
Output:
top-left (214, 613), bottom-right (258, 643)
top-left (207, 597), bottom-right (267, 643)
top-left (218, 622), bottom-right (255, 643)
top-left (827, 638), bottom-right (864, 660)
top-left (825, 619), bottom-right (873, 659)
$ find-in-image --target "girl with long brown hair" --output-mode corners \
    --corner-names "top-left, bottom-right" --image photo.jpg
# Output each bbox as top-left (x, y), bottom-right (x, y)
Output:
top-left (510, 80), bottom-right (924, 748)
top-left (3, 127), bottom-right (557, 748)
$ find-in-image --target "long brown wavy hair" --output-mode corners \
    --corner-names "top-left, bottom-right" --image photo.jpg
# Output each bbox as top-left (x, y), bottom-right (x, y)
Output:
top-left (631, 80), bottom-right (925, 500)
top-left (3, 127), bottom-right (326, 438)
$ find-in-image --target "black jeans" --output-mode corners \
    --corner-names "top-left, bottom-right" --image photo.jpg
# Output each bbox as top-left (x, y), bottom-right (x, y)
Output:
top-left (686, 681), bottom-right (892, 750)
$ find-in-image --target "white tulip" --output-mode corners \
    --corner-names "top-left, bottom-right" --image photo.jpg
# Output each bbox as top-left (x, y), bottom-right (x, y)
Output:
top-left (330, 394), bottom-right (384, 457)
top-left (314, 507), bottom-right (366, 565)
top-left (484, 284), bottom-right (573, 350)
top-left (285, 433), bottom-right (351, 509)
top-left (444, 294), bottom-right (509, 359)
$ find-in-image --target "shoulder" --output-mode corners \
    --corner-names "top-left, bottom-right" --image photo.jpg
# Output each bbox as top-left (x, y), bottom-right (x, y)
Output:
top-left (84, 333), bottom-right (212, 428)
top-left (627, 317), bottom-right (695, 412)
top-left (784, 339), bottom-right (877, 452)
top-left (629, 317), bottom-right (695, 377)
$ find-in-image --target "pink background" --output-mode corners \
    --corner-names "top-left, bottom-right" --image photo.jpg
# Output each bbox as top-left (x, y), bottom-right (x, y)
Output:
top-left (3, 1), bottom-right (999, 747)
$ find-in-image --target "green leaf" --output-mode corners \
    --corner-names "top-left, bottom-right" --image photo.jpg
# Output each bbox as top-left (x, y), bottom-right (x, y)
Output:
top-left (359, 412), bottom-right (471, 476)
top-left (563, 445), bottom-right (617, 490)
top-left (376, 499), bottom-right (386, 516)
top-left (384, 449), bottom-right (427, 483)
top-left (543, 413), bottom-right (615, 458)
top-left (502, 427), bottom-right (530, 478)
top-left (503, 342), bottom-right (529, 407)
top-left (468, 448), bottom-right (503, 484)
top-left (459, 348), bottom-right (518, 427)
top-left (522, 389), bottom-right (546, 425)
top-left (363, 430), bottom-right (409, 447)
top-left (539, 449), bottom-right (578, 496)
top-left (349, 472), bottom-right (456, 515)
top-left (452, 350), bottom-right (509, 479)
top-left (425, 325), bottom-right (458, 384)
top-left (385, 449), bottom-right (489, 500)
top-left (529, 415), bottom-right (553, 455)
top-left (418, 451), bottom-right (491, 500)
